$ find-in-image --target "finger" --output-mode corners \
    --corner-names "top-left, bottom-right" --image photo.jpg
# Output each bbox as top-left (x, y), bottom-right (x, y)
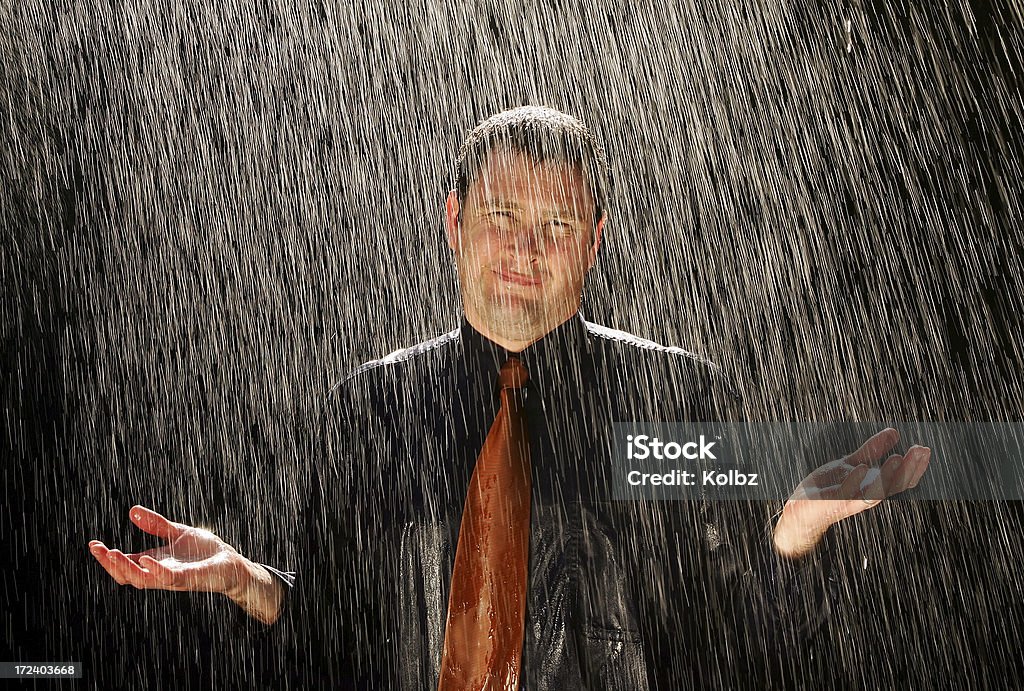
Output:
top-left (816, 462), bottom-right (865, 503)
top-left (880, 453), bottom-right (906, 495)
top-left (892, 446), bottom-right (923, 494)
top-left (109, 549), bottom-right (180, 590)
top-left (139, 555), bottom-right (180, 587)
top-left (811, 462), bottom-right (869, 502)
top-left (129, 505), bottom-right (186, 541)
top-left (845, 428), bottom-right (900, 466)
top-left (107, 549), bottom-right (155, 589)
top-left (102, 550), bottom-right (133, 585)
top-left (887, 445), bottom-right (922, 494)
top-left (89, 542), bottom-right (128, 585)
top-left (908, 446), bottom-right (931, 488)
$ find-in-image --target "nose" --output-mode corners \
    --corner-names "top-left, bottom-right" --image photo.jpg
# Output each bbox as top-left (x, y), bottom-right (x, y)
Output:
top-left (501, 221), bottom-right (544, 259)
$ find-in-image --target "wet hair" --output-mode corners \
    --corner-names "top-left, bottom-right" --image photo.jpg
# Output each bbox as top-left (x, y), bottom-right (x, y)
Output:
top-left (454, 106), bottom-right (609, 227)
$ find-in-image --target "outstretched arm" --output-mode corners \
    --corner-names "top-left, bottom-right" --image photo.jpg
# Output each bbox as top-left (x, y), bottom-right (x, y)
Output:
top-left (88, 505), bottom-right (285, 625)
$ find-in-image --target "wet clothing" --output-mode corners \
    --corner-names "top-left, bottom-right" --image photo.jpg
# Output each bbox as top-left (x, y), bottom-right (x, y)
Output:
top-left (264, 312), bottom-right (831, 689)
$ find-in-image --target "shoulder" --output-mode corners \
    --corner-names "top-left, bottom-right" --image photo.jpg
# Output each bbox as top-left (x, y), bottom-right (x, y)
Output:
top-left (583, 319), bottom-right (742, 412)
top-left (584, 321), bottom-right (718, 368)
top-left (342, 327), bottom-right (460, 384)
top-left (583, 320), bottom-right (727, 379)
top-left (324, 327), bottom-right (460, 410)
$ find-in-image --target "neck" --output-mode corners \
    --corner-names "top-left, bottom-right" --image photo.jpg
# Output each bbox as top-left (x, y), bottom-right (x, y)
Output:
top-left (464, 310), bottom-right (578, 353)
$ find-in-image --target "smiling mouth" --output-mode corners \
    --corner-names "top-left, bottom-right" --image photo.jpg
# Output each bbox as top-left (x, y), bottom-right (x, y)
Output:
top-left (494, 269), bottom-right (543, 286)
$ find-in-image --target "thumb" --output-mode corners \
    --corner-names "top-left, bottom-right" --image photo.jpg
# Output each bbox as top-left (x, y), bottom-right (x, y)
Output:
top-left (129, 505), bottom-right (185, 541)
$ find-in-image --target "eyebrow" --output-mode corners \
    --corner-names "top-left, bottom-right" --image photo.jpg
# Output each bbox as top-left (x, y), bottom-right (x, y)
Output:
top-left (482, 199), bottom-right (584, 222)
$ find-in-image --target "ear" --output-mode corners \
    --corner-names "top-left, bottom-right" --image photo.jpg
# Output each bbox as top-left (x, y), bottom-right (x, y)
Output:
top-left (445, 191), bottom-right (461, 251)
top-left (585, 215), bottom-right (606, 271)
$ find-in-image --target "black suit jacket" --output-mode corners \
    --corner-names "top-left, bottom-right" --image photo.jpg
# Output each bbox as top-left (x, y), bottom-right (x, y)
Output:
top-left (267, 313), bottom-right (830, 689)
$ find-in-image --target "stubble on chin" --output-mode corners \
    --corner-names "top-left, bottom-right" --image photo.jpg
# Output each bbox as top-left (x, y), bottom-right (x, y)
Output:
top-left (476, 290), bottom-right (544, 341)
top-left (482, 290), bottom-right (584, 346)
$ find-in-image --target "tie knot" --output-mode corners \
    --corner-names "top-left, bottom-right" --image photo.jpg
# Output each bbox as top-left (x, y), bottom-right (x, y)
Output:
top-left (497, 356), bottom-right (529, 392)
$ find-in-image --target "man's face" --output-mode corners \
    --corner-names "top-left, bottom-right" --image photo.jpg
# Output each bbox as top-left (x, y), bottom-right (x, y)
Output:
top-left (446, 148), bottom-right (605, 345)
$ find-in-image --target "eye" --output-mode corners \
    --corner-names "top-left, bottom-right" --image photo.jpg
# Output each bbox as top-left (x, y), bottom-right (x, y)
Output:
top-left (487, 210), bottom-right (516, 227)
top-left (547, 220), bottom-right (575, 237)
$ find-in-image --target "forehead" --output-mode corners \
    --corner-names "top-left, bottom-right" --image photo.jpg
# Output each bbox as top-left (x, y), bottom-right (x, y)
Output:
top-left (468, 148), bottom-right (595, 214)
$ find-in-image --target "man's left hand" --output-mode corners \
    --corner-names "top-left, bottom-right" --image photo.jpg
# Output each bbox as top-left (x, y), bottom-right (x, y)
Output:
top-left (772, 428), bottom-right (930, 559)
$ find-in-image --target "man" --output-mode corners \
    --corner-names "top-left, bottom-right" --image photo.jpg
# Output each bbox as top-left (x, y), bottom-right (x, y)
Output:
top-left (89, 106), bottom-right (930, 688)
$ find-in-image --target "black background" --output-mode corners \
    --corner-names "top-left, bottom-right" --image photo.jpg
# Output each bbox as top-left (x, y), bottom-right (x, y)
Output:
top-left (3, 1), bottom-right (1022, 687)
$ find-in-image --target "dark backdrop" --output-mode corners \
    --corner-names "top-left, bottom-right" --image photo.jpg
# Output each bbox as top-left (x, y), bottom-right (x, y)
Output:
top-left (2, 1), bottom-right (1021, 687)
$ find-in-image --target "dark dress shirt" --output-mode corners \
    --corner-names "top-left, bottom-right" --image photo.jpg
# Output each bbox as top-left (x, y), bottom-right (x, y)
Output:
top-left (264, 312), bottom-right (830, 689)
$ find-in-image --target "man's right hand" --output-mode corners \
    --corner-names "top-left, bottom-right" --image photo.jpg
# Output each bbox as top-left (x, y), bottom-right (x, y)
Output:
top-left (88, 505), bottom-right (284, 624)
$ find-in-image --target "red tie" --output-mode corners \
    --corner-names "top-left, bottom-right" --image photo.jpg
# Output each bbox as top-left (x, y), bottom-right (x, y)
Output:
top-left (438, 357), bottom-right (532, 691)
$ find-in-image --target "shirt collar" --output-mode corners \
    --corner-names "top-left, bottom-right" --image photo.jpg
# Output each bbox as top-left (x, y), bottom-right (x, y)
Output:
top-left (459, 312), bottom-right (592, 399)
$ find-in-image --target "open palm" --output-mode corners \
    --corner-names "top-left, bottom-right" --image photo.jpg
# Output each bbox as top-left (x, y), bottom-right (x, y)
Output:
top-left (89, 505), bottom-right (244, 596)
top-left (773, 428), bottom-right (931, 559)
